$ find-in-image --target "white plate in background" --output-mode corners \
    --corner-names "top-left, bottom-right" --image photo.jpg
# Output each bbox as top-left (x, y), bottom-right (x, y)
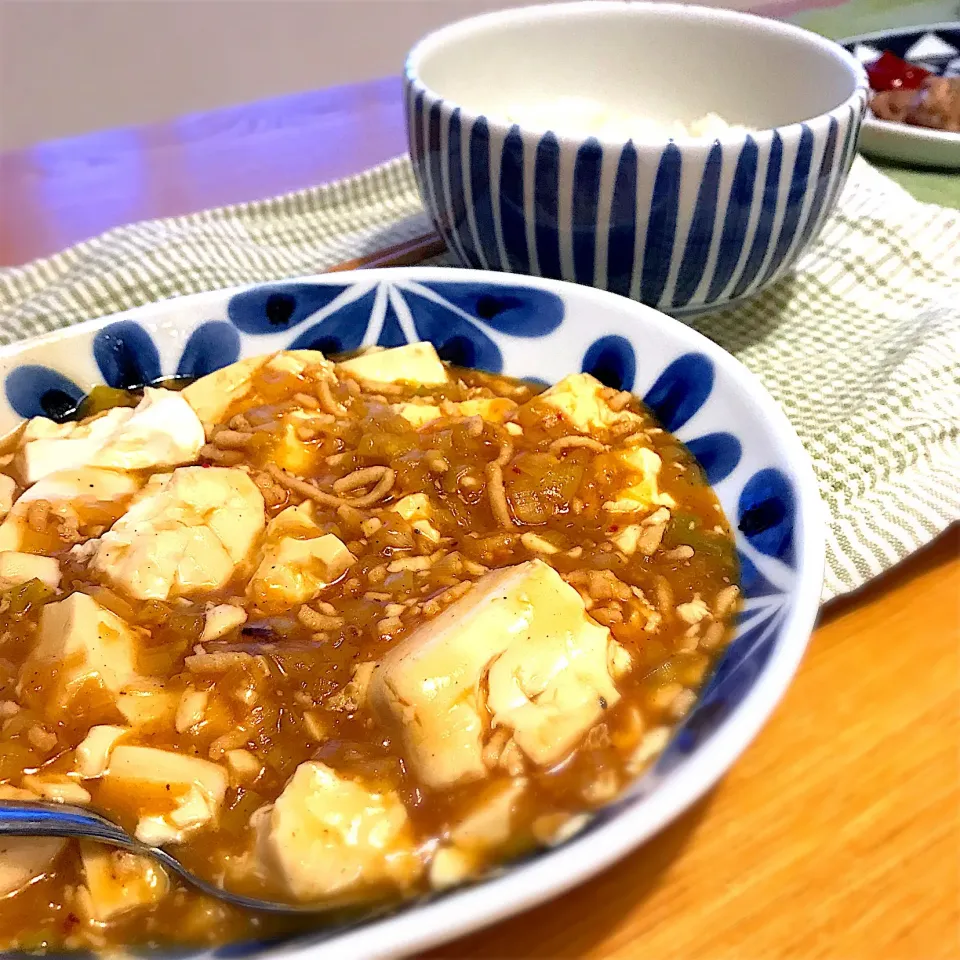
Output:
top-left (840, 23), bottom-right (960, 168)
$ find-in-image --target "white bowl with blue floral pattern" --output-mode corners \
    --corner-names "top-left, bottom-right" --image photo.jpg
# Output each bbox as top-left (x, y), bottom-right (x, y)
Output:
top-left (0, 268), bottom-right (824, 959)
top-left (404, 1), bottom-right (868, 316)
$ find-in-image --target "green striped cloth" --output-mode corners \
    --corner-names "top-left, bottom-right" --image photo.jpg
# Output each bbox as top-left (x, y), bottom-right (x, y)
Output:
top-left (0, 156), bottom-right (957, 601)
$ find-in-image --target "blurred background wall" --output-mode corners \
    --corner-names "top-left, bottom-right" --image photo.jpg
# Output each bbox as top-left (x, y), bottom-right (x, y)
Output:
top-left (1, 0), bottom-right (955, 150)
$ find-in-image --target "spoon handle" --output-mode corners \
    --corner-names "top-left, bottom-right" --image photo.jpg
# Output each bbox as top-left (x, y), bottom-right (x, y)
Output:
top-left (0, 800), bottom-right (139, 847)
top-left (0, 799), bottom-right (358, 916)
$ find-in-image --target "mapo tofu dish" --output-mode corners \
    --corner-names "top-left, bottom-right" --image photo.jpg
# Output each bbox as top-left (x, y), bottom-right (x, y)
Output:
top-left (0, 343), bottom-right (739, 951)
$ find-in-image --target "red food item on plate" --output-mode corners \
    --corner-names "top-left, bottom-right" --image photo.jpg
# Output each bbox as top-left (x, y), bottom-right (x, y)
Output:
top-left (871, 76), bottom-right (960, 132)
top-left (866, 50), bottom-right (931, 92)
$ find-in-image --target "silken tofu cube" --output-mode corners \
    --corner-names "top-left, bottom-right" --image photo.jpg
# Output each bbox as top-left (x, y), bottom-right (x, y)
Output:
top-left (0, 837), bottom-right (66, 898)
top-left (79, 842), bottom-right (169, 921)
top-left (0, 467), bottom-right (141, 553)
top-left (392, 397), bottom-right (518, 429)
top-left (338, 343), bottom-right (448, 385)
top-left (388, 494), bottom-right (442, 545)
top-left (247, 535), bottom-right (355, 611)
top-left (90, 466), bottom-right (265, 601)
top-left (182, 356), bottom-right (266, 426)
top-left (246, 501), bottom-right (355, 612)
top-left (428, 778), bottom-right (529, 890)
top-left (200, 603), bottom-right (247, 643)
top-left (88, 388), bottom-right (205, 473)
top-left (21, 593), bottom-right (140, 709)
top-left (368, 559), bottom-right (630, 790)
top-left (603, 444), bottom-right (674, 514)
top-left (182, 350), bottom-right (330, 427)
top-left (74, 725), bottom-right (128, 779)
top-left (102, 745), bottom-right (228, 846)
top-left (254, 761), bottom-right (421, 902)
top-left (0, 474), bottom-right (16, 520)
top-left (15, 389), bottom-right (205, 486)
top-left (0, 551), bottom-right (61, 591)
top-left (391, 403), bottom-right (443, 428)
top-left (534, 373), bottom-right (622, 434)
top-left (15, 408), bottom-right (130, 485)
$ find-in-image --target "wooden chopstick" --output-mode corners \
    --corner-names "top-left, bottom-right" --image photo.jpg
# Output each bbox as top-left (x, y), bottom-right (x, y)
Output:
top-left (325, 230), bottom-right (447, 273)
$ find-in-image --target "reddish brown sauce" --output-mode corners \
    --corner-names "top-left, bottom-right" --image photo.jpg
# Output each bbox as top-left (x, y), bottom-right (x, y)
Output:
top-left (0, 355), bottom-right (738, 952)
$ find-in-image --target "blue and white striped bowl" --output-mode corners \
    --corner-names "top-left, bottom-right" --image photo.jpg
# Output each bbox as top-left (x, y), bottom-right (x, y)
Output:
top-left (405, 1), bottom-right (868, 316)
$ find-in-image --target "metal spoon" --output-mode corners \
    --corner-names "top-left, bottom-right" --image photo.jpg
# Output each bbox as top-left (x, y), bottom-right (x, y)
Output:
top-left (0, 799), bottom-right (357, 916)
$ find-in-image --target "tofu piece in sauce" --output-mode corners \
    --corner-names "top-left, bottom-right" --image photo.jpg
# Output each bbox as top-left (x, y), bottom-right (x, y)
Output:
top-left (337, 342), bottom-right (448, 385)
top-left (604, 444), bottom-right (674, 515)
top-left (182, 350), bottom-right (330, 428)
top-left (0, 473), bottom-right (16, 520)
top-left (531, 374), bottom-right (672, 514)
top-left (448, 777), bottom-right (528, 852)
top-left (115, 680), bottom-right (179, 729)
top-left (389, 493), bottom-right (442, 545)
top-left (254, 760), bottom-right (421, 902)
top-left (182, 357), bottom-right (265, 427)
top-left (0, 551), bottom-right (60, 590)
top-left (90, 388), bottom-right (205, 473)
top-left (20, 593), bottom-right (141, 709)
top-left (391, 403), bottom-right (444, 428)
top-left (15, 408), bottom-right (130, 486)
top-left (101, 746), bottom-right (228, 846)
top-left (0, 467), bottom-right (141, 552)
top-left (74, 725), bottom-right (128, 779)
top-left (272, 418), bottom-right (317, 475)
top-left (0, 838), bottom-right (67, 898)
top-left (90, 466), bottom-right (265, 600)
top-left (79, 842), bottom-right (169, 921)
top-left (534, 373), bottom-right (626, 434)
top-left (247, 501), bottom-right (355, 612)
top-left (369, 559), bottom-right (630, 789)
top-left (393, 396), bottom-right (518, 429)
top-left (15, 388), bottom-right (205, 486)
top-left (200, 603), bottom-right (247, 642)
top-left (429, 778), bottom-right (529, 889)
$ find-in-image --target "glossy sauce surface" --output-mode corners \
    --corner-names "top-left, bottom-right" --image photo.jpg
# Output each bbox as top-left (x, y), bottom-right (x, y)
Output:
top-left (0, 351), bottom-right (738, 951)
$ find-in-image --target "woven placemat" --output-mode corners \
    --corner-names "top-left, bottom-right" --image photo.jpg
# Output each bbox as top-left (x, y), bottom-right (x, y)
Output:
top-left (1, 155), bottom-right (957, 601)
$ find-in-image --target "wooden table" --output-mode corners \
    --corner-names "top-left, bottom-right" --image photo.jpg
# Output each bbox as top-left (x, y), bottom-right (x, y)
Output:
top-left (0, 78), bottom-right (408, 268)
top-left (1, 77), bottom-right (957, 960)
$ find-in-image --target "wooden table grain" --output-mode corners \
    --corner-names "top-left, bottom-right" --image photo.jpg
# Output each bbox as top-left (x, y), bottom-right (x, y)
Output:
top-left (0, 77), bottom-right (957, 960)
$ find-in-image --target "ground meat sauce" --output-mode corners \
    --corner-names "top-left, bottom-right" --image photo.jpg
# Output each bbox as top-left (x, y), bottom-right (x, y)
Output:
top-left (0, 346), bottom-right (739, 952)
